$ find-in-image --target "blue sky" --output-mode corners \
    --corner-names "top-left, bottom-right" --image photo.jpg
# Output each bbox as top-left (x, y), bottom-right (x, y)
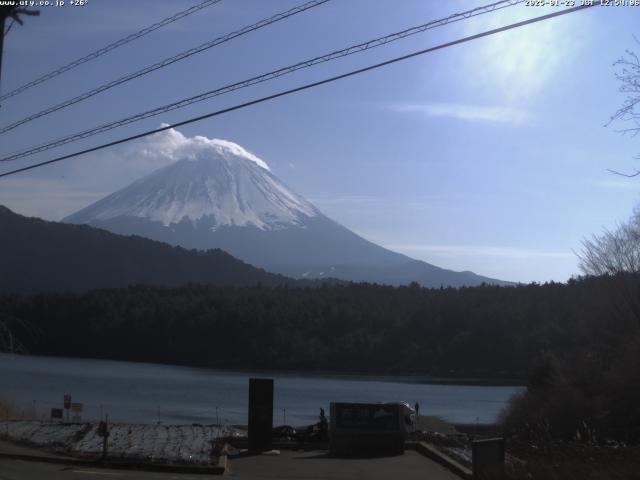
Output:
top-left (0, 0), bottom-right (638, 283)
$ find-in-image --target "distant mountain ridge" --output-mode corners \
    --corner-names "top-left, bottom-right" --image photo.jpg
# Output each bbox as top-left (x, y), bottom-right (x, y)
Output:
top-left (0, 206), bottom-right (292, 293)
top-left (65, 133), bottom-right (510, 287)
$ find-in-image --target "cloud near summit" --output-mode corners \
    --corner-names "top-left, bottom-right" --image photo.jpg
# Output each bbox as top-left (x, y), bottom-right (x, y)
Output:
top-left (138, 125), bottom-right (270, 171)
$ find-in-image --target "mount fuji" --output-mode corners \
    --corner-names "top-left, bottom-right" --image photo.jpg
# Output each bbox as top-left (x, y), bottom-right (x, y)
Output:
top-left (65, 132), bottom-right (508, 287)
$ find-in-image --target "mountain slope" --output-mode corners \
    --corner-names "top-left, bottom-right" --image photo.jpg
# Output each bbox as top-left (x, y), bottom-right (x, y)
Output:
top-left (65, 133), bottom-right (510, 287)
top-left (0, 206), bottom-right (292, 293)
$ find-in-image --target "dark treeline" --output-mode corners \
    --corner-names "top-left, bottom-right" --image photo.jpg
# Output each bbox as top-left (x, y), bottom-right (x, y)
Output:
top-left (0, 274), bottom-right (636, 379)
top-left (500, 274), bottom-right (640, 443)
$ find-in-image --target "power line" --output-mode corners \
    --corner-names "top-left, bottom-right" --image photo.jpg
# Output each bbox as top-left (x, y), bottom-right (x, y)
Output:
top-left (0, 0), bottom-right (331, 135)
top-left (0, 0), bottom-right (222, 103)
top-left (0, 0), bottom-right (524, 163)
top-left (0, 3), bottom-right (596, 180)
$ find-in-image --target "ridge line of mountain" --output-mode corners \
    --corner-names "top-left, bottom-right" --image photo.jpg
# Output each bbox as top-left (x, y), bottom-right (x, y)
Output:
top-left (62, 137), bottom-right (511, 287)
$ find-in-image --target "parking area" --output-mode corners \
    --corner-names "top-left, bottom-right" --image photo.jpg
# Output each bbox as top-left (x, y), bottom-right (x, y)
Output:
top-left (226, 449), bottom-right (461, 479)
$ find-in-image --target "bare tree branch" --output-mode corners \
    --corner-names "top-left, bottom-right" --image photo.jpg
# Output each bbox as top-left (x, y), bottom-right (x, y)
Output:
top-left (606, 40), bottom-right (640, 176)
top-left (579, 209), bottom-right (640, 276)
top-left (608, 45), bottom-right (640, 134)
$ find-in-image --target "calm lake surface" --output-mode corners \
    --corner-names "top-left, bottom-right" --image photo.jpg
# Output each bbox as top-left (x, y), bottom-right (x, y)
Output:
top-left (0, 353), bottom-right (523, 426)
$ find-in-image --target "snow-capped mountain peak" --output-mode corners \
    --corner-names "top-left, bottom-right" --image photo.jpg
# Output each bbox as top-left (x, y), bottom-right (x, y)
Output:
top-left (65, 128), bottom-right (510, 288)
top-left (65, 136), bottom-right (317, 230)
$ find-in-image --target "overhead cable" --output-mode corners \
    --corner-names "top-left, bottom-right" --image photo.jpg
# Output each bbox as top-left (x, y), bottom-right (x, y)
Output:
top-left (0, 3), bottom-right (597, 180)
top-left (0, 0), bottom-right (523, 162)
top-left (0, 0), bottom-right (331, 135)
top-left (0, 0), bottom-right (223, 102)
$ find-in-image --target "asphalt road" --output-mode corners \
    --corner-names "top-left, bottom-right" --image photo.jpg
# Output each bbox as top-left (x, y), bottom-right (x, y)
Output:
top-left (0, 450), bottom-right (460, 480)
top-left (225, 449), bottom-right (461, 479)
top-left (0, 459), bottom-right (211, 480)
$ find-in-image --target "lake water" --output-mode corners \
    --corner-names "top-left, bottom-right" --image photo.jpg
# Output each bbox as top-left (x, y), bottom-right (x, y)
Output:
top-left (0, 353), bottom-right (523, 426)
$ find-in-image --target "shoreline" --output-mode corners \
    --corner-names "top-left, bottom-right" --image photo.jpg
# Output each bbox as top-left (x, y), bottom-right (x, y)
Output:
top-left (0, 352), bottom-right (526, 387)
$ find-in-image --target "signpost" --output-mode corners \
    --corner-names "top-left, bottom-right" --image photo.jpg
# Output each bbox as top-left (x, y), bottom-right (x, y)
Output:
top-left (71, 402), bottom-right (83, 423)
top-left (50, 408), bottom-right (63, 421)
top-left (63, 394), bottom-right (71, 423)
top-left (98, 415), bottom-right (109, 459)
top-left (329, 402), bottom-right (407, 455)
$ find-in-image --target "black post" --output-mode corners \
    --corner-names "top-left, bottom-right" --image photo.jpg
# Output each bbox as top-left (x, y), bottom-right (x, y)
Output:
top-left (248, 378), bottom-right (273, 452)
top-left (472, 437), bottom-right (505, 480)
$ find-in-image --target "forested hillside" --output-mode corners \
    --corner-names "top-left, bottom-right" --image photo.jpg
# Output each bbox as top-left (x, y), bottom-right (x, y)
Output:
top-left (0, 206), bottom-right (292, 292)
top-left (2, 274), bottom-right (636, 380)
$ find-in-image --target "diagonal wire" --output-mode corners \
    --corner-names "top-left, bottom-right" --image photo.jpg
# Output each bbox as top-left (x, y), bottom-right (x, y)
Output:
top-left (0, 0), bottom-right (331, 135)
top-left (0, 3), bottom-right (597, 180)
top-left (0, 0), bottom-right (523, 163)
top-left (0, 0), bottom-right (223, 102)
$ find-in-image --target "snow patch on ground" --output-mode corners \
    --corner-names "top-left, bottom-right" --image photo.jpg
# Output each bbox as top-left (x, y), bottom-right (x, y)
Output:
top-left (445, 445), bottom-right (472, 465)
top-left (0, 421), bottom-right (86, 447)
top-left (0, 420), bottom-right (242, 464)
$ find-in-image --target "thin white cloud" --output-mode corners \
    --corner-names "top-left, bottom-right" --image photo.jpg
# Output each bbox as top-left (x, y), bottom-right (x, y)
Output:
top-left (391, 102), bottom-right (529, 124)
top-left (589, 179), bottom-right (639, 190)
top-left (388, 243), bottom-right (574, 260)
top-left (0, 178), bottom-right (105, 221)
top-left (307, 194), bottom-right (384, 206)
